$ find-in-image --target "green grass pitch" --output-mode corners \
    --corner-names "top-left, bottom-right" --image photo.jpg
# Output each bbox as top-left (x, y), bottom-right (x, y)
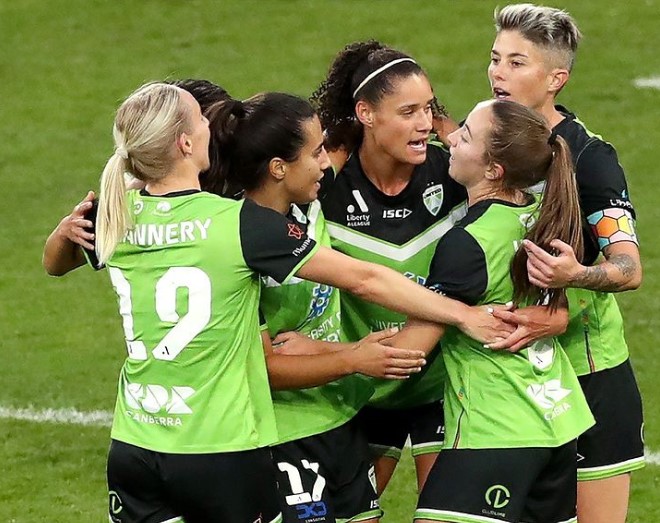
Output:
top-left (1, 1), bottom-right (658, 520)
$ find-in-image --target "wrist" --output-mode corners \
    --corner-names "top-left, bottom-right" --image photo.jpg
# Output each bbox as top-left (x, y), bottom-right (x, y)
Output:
top-left (340, 345), bottom-right (359, 376)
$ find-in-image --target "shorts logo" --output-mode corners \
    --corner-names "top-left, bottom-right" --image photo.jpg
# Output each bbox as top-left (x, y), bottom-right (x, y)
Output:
top-left (288, 223), bottom-right (305, 240)
top-left (109, 490), bottom-right (123, 519)
top-left (296, 501), bottom-right (327, 520)
top-left (485, 484), bottom-right (510, 509)
top-left (423, 184), bottom-right (444, 216)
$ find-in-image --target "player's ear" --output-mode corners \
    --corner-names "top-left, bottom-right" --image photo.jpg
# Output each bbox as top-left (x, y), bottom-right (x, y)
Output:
top-left (355, 100), bottom-right (375, 128)
top-left (548, 68), bottom-right (569, 95)
top-left (268, 157), bottom-right (286, 181)
top-left (486, 161), bottom-right (504, 181)
top-left (176, 132), bottom-right (193, 158)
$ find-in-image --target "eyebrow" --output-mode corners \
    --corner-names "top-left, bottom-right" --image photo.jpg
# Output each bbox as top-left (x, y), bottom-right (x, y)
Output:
top-left (464, 123), bottom-right (473, 139)
top-left (398, 97), bottom-right (435, 111)
top-left (492, 48), bottom-right (528, 59)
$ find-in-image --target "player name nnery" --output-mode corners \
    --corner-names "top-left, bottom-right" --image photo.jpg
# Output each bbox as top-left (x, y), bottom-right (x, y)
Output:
top-left (124, 219), bottom-right (212, 246)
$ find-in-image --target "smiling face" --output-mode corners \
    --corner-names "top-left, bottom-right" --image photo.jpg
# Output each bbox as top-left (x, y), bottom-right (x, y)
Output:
top-left (281, 115), bottom-right (331, 205)
top-left (446, 101), bottom-right (494, 189)
top-left (359, 73), bottom-right (434, 165)
top-left (488, 30), bottom-right (561, 112)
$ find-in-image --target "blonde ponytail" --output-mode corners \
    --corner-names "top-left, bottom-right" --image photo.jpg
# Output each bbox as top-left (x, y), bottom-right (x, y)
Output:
top-left (96, 153), bottom-right (130, 265)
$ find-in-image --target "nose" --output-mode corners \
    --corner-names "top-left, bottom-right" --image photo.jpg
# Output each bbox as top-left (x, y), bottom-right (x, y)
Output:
top-left (489, 61), bottom-right (504, 82)
top-left (319, 146), bottom-right (331, 170)
top-left (418, 108), bottom-right (433, 132)
top-left (447, 129), bottom-right (459, 148)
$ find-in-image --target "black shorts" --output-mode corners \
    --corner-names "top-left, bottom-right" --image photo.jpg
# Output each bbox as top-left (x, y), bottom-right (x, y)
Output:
top-left (415, 441), bottom-right (578, 523)
top-left (271, 419), bottom-right (381, 523)
top-left (107, 439), bottom-right (282, 523)
top-left (577, 358), bottom-right (645, 480)
top-left (356, 401), bottom-right (444, 460)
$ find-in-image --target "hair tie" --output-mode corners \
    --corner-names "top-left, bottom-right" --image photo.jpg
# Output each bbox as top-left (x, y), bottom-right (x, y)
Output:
top-left (231, 99), bottom-right (246, 118)
top-left (352, 58), bottom-right (417, 99)
top-left (547, 129), bottom-right (558, 146)
top-left (115, 146), bottom-right (129, 160)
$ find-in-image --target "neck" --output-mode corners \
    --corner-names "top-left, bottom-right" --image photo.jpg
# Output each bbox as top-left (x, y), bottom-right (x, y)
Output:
top-left (358, 140), bottom-right (415, 196)
top-left (467, 181), bottom-right (526, 207)
top-left (245, 185), bottom-right (290, 215)
top-left (537, 99), bottom-right (565, 129)
top-left (145, 163), bottom-right (201, 195)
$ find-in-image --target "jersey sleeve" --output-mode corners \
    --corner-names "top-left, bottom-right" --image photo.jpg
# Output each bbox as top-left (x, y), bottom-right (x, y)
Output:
top-left (425, 227), bottom-right (487, 305)
top-left (239, 199), bottom-right (319, 284)
top-left (576, 141), bottom-right (639, 251)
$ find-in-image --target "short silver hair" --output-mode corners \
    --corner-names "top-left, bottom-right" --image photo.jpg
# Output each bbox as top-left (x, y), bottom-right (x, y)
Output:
top-left (495, 3), bottom-right (582, 71)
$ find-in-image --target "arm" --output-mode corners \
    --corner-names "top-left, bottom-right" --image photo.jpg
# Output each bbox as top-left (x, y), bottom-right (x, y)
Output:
top-left (295, 246), bottom-right (505, 344)
top-left (487, 303), bottom-right (569, 352)
top-left (262, 329), bottom-right (426, 390)
top-left (524, 238), bottom-right (642, 292)
top-left (385, 318), bottom-right (446, 356)
top-left (43, 191), bottom-right (95, 276)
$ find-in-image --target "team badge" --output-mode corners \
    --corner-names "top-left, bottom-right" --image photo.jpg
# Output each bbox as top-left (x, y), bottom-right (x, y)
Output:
top-left (422, 184), bottom-right (444, 216)
top-left (287, 223), bottom-right (304, 240)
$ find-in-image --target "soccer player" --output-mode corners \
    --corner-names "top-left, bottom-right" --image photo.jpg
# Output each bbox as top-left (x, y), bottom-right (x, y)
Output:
top-left (310, 41), bottom-right (564, 494)
top-left (394, 99), bottom-right (594, 523)
top-left (44, 82), bottom-right (511, 523)
top-left (487, 5), bottom-right (644, 522)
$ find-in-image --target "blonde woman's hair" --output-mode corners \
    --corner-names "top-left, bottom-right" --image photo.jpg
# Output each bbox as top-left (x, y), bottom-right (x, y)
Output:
top-left (96, 82), bottom-right (192, 265)
top-left (495, 3), bottom-right (582, 71)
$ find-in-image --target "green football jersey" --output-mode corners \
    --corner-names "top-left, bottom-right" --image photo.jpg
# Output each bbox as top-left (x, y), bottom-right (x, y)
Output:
top-left (553, 108), bottom-right (636, 376)
top-left (426, 199), bottom-right (594, 449)
top-left (260, 201), bottom-right (373, 443)
top-left (322, 143), bottom-right (468, 408)
top-left (105, 190), bottom-right (318, 453)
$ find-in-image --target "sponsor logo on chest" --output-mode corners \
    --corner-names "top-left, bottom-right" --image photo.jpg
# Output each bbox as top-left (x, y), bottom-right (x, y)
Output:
top-left (345, 189), bottom-right (371, 227)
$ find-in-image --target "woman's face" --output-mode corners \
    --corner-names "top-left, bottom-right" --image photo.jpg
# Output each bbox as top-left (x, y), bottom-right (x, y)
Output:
top-left (282, 115), bottom-right (331, 205)
top-left (360, 73), bottom-right (434, 166)
top-left (446, 101), bottom-right (493, 188)
top-left (180, 89), bottom-right (211, 172)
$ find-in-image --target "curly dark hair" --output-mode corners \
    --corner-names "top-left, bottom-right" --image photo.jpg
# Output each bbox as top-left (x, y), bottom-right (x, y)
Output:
top-left (310, 40), bottom-right (445, 153)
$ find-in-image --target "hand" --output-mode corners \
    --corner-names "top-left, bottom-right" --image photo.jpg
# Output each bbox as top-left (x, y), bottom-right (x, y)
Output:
top-left (350, 328), bottom-right (427, 380)
top-left (487, 305), bottom-right (568, 353)
top-left (457, 303), bottom-right (516, 344)
top-left (56, 191), bottom-right (96, 250)
top-left (272, 331), bottom-right (321, 355)
top-left (524, 239), bottom-right (583, 288)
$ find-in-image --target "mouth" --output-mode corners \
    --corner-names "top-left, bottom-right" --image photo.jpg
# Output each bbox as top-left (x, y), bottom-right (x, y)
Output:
top-left (408, 139), bottom-right (428, 153)
top-left (493, 87), bottom-right (511, 99)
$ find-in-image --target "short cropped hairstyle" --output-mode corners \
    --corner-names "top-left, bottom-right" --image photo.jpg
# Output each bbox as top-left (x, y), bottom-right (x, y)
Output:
top-left (495, 3), bottom-right (582, 71)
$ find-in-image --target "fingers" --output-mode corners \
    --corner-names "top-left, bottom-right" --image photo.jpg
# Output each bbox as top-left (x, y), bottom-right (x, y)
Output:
top-left (272, 331), bottom-right (298, 345)
top-left (362, 327), bottom-right (399, 343)
top-left (491, 309), bottom-right (529, 325)
top-left (549, 239), bottom-right (572, 254)
top-left (485, 329), bottom-right (529, 352)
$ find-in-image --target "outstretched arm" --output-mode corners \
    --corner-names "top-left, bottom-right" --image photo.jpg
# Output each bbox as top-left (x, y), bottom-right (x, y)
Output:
top-left (295, 246), bottom-right (507, 344)
top-left (262, 329), bottom-right (426, 390)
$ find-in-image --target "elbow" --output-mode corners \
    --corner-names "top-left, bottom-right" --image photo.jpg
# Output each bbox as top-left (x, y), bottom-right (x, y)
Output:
top-left (626, 269), bottom-right (642, 291)
top-left (42, 256), bottom-right (65, 277)
top-left (346, 264), bottom-right (380, 301)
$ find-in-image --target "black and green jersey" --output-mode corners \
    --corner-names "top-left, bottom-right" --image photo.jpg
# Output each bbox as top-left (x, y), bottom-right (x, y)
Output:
top-left (554, 106), bottom-right (638, 375)
top-left (105, 190), bottom-right (318, 454)
top-left (426, 199), bottom-right (594, 449)
top-left (321, 142), bottom-right (468, 408)
top-left (260, 200), bottom-right (374, 443)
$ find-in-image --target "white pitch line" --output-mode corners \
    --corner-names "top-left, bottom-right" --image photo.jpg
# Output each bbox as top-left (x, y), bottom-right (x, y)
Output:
top-left (0, 405), bottom-right (113, 427)
top-left (2, 405), bottom-right (660, 468)
top-left (633, 76), bottom-right (660, 89)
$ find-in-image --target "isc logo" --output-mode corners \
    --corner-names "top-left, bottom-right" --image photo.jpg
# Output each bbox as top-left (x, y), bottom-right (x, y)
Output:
top-left (382, 208), bottom-right (412, 219)
top-left (124, 383), bottom-right (194, 414)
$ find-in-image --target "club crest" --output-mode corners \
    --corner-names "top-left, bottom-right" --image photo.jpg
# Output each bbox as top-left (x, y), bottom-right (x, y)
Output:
top-left (423, 184), bottom-right (444, 216)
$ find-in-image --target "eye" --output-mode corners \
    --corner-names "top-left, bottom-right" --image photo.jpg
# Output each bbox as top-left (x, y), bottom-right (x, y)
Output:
top-left (511, 60), bottom-right (523, 68)
top-left (490, 56), bottom-right (500, 65)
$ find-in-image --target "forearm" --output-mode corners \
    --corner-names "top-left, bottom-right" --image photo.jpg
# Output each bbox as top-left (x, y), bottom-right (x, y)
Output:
top-left (353, 264), bottom-right (470, 328)
top-left (570, 253), bottom-right (641, 292)
top-left (43, 226), bottom-right (86, 276)
top-left (266, 351), bottom-right (354, 390)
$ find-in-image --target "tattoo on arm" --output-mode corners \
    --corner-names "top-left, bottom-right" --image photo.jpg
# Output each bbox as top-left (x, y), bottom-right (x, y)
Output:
top-left (572, 253), bottom-right (638, 291)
